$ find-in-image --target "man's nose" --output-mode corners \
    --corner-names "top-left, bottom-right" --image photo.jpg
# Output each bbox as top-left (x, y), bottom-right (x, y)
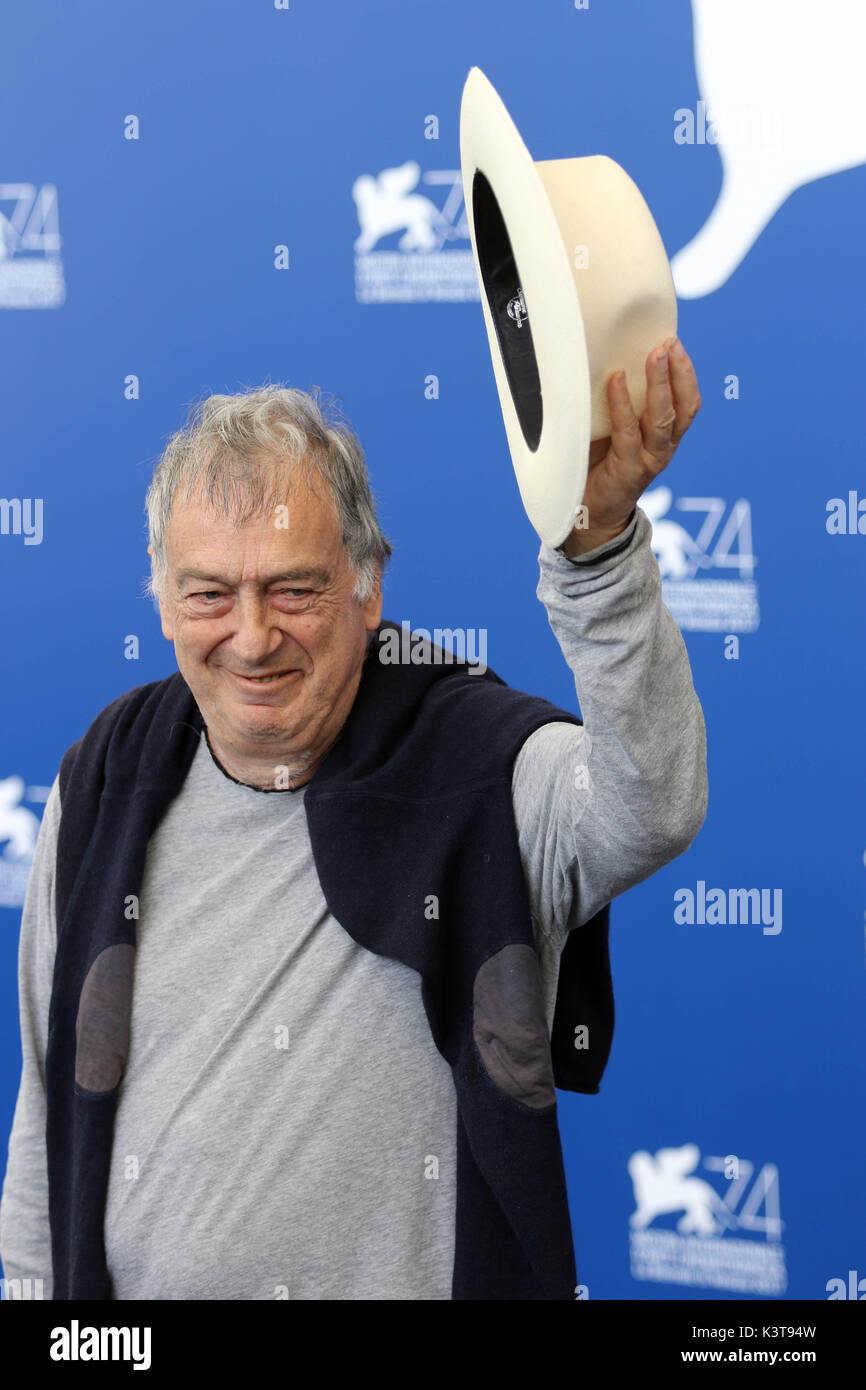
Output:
top-left (231, 592), bottom-right (283, 666)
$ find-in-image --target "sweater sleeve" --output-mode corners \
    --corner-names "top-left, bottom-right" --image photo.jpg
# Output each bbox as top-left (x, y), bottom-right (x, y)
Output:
top-left (511, 504), bottom-right (708, 981)
top-left (0, 775), bottom-right (60, 1300)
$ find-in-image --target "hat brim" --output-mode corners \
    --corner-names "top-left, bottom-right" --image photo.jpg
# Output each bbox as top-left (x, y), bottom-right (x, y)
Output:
top-left (460, 67), bottom-right (590, 550)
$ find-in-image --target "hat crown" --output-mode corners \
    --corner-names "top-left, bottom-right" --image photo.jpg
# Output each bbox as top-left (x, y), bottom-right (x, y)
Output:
top-left (532, 154), bottom-right (677, 438)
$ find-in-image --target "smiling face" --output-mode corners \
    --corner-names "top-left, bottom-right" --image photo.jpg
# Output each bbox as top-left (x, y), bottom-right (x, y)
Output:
top-left (153, 459), bottom-right (383, 789)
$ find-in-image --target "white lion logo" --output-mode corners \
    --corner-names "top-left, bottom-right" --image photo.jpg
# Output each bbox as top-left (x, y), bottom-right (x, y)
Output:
top-left (0, 776), bottom-right (40, 861)
top-left (353, 162), bottom-right (455, 253)
top-left (629, 1143), bottom-right (737, 1237)
top-left (639, 487), bottom-right (706, 580)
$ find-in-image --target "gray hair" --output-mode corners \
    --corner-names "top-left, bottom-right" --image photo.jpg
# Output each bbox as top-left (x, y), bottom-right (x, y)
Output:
top-left (144, 384), bottom-right (393, 604)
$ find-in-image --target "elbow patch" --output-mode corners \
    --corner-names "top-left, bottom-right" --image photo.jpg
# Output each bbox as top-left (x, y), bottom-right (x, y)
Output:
top-left (472, 943), bottom-right (556, 1110)
top-left (74, 943), bottom-right (135, 1095)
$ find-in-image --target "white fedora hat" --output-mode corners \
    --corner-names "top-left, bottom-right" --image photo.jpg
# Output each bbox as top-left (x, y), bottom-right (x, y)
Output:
top-left (459, 65), bottom-right (678, 549)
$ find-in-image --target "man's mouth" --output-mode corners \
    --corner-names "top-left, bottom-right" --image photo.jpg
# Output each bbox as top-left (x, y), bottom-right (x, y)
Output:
top-left (229, 669), bottom-right (301, 689)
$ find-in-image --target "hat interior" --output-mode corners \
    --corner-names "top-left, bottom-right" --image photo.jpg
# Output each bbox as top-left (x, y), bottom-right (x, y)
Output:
top-left (471, 169), bottom-right (543, 454)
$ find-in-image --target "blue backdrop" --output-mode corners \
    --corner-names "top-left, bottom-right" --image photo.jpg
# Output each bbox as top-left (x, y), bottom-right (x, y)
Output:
top-left (1, 0), bottom-right (864, 1300)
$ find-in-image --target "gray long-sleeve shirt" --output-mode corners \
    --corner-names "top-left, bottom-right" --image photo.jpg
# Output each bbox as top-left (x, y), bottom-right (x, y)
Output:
top-left (0, 506), bottom-right (708, 1299)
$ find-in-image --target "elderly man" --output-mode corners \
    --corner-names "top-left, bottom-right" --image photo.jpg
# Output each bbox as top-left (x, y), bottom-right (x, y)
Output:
top-left (0, 337), bottom-right (706, 1301)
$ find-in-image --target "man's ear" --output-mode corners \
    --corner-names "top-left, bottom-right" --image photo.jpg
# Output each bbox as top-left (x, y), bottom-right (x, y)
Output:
top-left (363, 563), bottom-right (384, 632)
top-left (148, 545), bottom-right (174, 641)
top-left (157, 594), bottom-right (174, 642)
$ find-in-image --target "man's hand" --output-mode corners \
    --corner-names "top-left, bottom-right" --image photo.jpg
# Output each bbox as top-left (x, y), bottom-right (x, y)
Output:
top-left (559, 334), bottom-right (702, 558)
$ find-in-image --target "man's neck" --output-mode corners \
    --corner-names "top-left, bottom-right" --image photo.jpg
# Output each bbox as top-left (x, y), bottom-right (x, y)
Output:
top-left (203, 726), bottom-right (324, 792)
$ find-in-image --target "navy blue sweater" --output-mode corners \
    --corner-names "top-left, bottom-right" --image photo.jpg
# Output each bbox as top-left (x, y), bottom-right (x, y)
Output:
top-left (46, 620), bottom-right (614, 1300)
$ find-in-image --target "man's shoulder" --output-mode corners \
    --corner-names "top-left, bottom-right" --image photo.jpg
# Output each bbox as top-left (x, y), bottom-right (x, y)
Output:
top-left (386, 643), bottom-right (583, 780)
top-left (58, 672), bottom-right (187, 786)
top-left (375, 621), bottom-right (573, 709)
top-left (64, 672), bottom-right (180, 748)
top-left (421, 655), bottom-right (578, 729)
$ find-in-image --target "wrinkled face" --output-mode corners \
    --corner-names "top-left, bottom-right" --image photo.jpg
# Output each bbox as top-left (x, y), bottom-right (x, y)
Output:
top-left (153, 462), bottom-right (383, 777)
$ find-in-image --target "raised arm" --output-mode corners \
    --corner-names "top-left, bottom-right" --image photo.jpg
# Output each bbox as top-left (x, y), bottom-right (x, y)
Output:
top-left (510, 339), bottom-right (708, 1014)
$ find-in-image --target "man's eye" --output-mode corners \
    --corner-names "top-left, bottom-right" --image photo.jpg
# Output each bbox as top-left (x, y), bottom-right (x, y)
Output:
top-left (186, 588), bottom-right (312, 604)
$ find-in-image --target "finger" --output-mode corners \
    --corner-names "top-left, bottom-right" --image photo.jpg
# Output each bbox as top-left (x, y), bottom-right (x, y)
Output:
top-left (639, 344), bottom-right (678, 465)
top-left (606, 370), bottom-right (644, 472)
top-left (668, 338), bottom-right (702, 445)
top-left (587, 435), bottom-right (611, 470)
